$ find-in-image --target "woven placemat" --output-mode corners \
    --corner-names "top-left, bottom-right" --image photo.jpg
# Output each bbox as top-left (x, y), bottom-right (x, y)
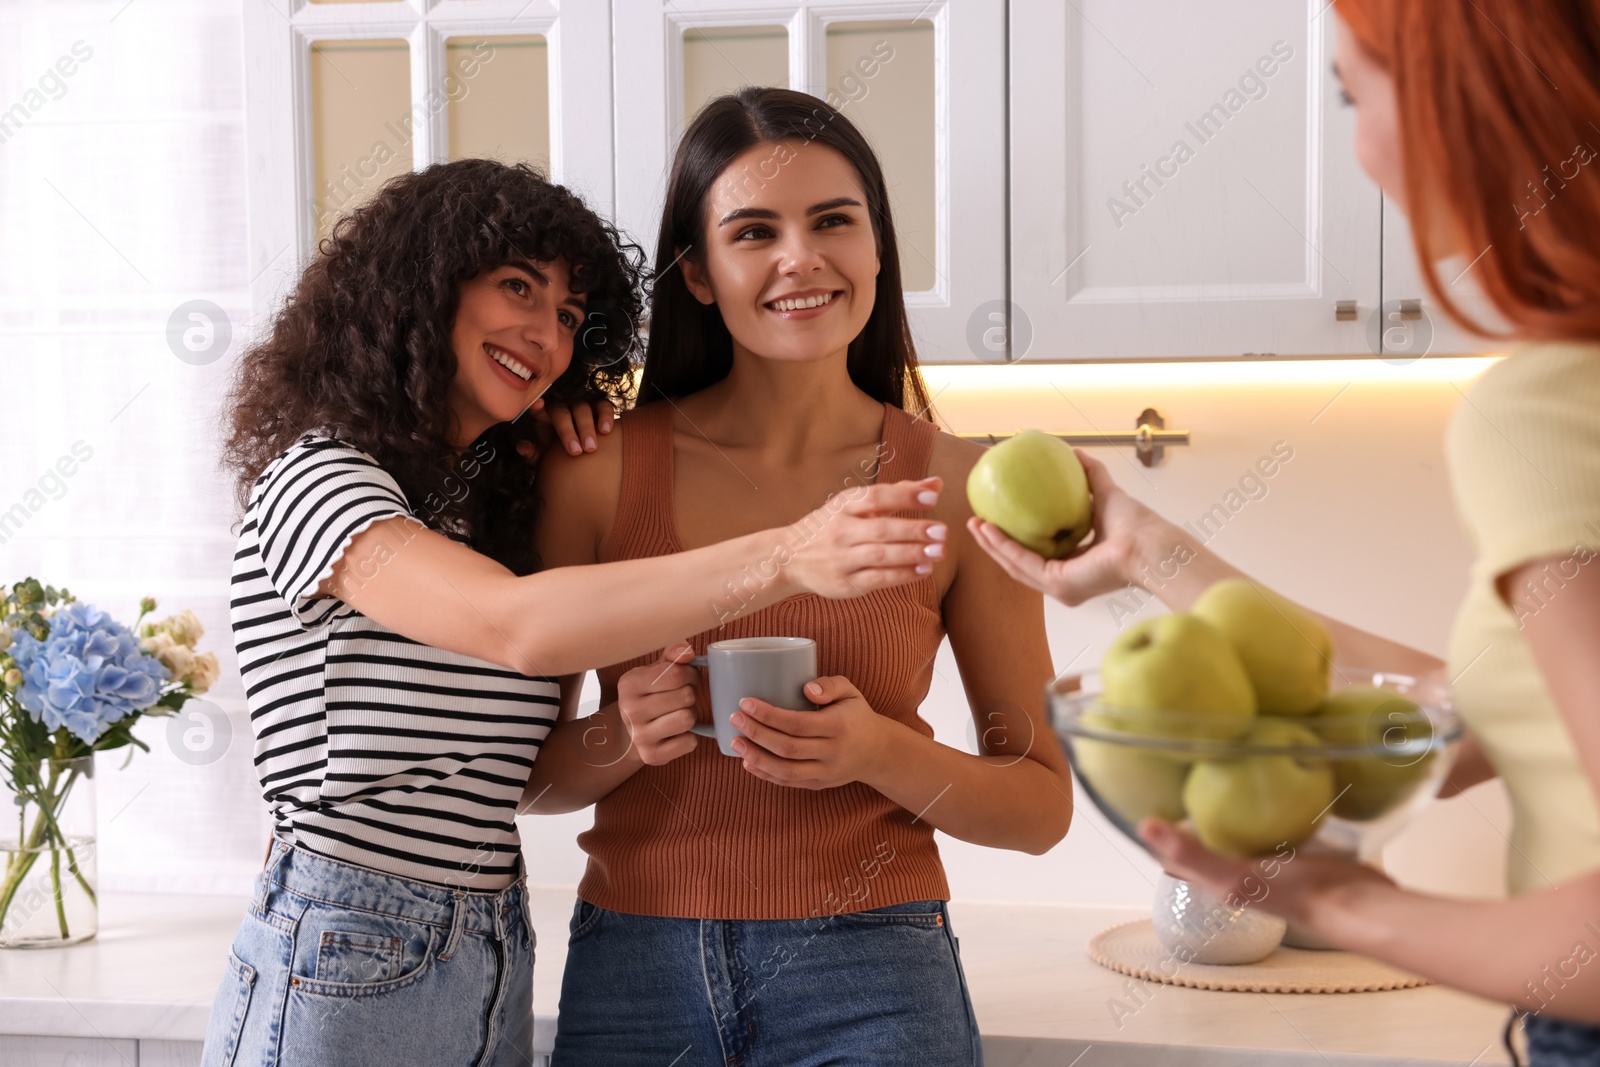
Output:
top-left (1087, 920), bottom-right (1430, 994)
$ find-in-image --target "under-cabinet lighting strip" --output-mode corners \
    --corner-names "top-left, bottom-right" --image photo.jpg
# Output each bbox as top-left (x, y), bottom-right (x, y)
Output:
top-left (919, 355), bottom-right (1502, 390)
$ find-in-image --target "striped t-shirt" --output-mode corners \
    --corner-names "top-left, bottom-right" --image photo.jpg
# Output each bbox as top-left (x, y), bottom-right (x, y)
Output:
top-left (229, 433), bottom-right (559, 890)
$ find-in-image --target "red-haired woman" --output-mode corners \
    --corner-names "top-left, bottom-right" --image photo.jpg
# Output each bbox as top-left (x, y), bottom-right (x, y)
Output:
top-left (972, 1), bottom-right (1600, 1062)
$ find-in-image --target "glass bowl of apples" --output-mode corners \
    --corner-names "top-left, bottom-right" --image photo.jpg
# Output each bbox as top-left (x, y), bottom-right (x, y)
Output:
top-left (1049, 665), bottom-right (1463, 862)
top-left (1046, 576), bottom-right (1467, 864)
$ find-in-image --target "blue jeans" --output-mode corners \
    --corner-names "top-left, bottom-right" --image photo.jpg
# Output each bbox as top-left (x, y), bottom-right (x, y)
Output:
top-left (550, 898), bottom-right (983, 1067)
top-left (1521, 1011), bottom-right (1600, 1066)
top-left (200, 842), bottom-right (535, 1067)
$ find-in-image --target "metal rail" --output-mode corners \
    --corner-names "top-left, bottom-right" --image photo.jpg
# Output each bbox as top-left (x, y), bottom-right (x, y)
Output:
top-left (957, 408), bottom-right (1189, 467)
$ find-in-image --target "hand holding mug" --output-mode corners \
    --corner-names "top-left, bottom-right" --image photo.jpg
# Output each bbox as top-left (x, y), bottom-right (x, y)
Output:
top-left (616, 642), bottom-right (700, 766)
top-left (687, 637), bottom-right (818, 756)
top-left (730, 675), bottom-right (897, 791)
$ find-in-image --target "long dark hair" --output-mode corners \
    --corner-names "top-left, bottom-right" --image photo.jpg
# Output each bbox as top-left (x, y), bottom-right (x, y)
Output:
top-left (222, 159), bottom-right (645, 575)
top-left (638, 87), bottom-right (934, 418)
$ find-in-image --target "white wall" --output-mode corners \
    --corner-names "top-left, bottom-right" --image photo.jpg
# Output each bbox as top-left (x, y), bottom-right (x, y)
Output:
top-left (2, 0), bottom-right (1513, 912)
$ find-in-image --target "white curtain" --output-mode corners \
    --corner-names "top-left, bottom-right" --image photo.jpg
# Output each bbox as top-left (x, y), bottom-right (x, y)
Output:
top-left (0, 0), bottom-right (271, 894)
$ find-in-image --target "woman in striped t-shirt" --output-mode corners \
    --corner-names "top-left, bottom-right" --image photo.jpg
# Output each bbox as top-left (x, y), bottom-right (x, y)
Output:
top-left (201, 160), bottom-right (945, 1067)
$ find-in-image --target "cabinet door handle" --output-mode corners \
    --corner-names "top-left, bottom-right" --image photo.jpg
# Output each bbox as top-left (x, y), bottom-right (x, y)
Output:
top-left (1335, 299), bottom-right (1358, 321)
top-left (1398, 298), bottom-right (1423, 320)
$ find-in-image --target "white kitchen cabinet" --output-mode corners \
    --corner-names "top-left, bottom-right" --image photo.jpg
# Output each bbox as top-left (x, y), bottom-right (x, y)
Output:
top-left (0, 1039), bottom-right (510, 1067)
top-left (1380, 198), bottom-right (1507, 358)
top-left (241, 0), bottom-right (614, 317)
top-left (0, 1036), bottom-right (137, 1065)
top-left (236, 0), bottom-right (1488, 364)
top-left (610, 0), bottom-right (1008, 361)
top-left (1009, 0), bottom-right (1382, 359)
top-left (137, 1041), bottom-right (204, 1067)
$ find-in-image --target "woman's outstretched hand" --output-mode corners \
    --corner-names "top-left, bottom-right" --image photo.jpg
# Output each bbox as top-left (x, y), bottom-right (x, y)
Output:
top-left (966, 449), bottom-right (1158, 606)
top-left (782, 477), bottom-right (947, 600)
top-left (729, 676), bottom-right (895, 790)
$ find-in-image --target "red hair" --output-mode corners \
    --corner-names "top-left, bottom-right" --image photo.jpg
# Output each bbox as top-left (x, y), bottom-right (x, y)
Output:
top-left (1336, 0), bottom-right (1600, 341)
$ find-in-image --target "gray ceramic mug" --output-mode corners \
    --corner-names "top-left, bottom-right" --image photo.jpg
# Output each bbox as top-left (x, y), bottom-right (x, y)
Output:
top-left (688, 637), bottom-right (818, 756)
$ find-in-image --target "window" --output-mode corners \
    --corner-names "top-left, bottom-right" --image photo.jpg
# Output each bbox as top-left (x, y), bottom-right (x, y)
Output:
top-left (683, 26), bottom-right (788, 124)
top-left (446, 35), bottom-right (550, 168)
top-left (825, 19), bottom-right (935, 292)
top-left (310, 39), bottom-right (410, 243)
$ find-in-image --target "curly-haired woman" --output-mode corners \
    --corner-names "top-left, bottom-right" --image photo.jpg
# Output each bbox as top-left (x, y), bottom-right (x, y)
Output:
top-left (200, 159), bottom-right (946, 1067)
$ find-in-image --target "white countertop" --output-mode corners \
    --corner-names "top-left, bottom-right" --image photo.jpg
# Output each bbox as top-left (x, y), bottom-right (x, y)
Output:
top-left (0, 891), bottom-right (1512, 1065)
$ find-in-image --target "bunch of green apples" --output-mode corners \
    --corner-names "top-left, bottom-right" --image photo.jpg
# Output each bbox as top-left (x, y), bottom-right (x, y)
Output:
top-left (1081, 579), bottom-right (1374, 856)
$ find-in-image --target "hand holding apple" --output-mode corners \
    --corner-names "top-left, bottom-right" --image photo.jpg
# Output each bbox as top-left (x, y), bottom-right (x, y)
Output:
top-left (968, 449), bottom-right (1168, 607)
top-left (967, 430), bottom-right (1092, 559)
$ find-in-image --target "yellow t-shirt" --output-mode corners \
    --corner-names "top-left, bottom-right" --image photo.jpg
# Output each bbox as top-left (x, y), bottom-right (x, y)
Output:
top-left (1446, 342), bottom-right (1600, 896)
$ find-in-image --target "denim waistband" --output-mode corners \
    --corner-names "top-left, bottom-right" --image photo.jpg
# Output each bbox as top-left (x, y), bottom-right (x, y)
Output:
top-left (256, 842), bottom-right (530, 944)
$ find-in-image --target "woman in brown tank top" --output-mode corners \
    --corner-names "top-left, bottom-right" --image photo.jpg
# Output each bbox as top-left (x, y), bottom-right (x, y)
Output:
top-left (528, 88), bottom-right (1073, 1066)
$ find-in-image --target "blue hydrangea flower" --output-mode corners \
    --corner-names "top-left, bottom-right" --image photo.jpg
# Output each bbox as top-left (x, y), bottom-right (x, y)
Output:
top-left (8, 602), bottom-right (170, 744)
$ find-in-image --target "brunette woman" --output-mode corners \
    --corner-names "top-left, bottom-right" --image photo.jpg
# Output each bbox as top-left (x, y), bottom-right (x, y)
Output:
top-left (971, 3), bottom-right (1600, 1062)
top-left (202, 159), bottom-right (943, 1067)
top-left (526, 89), bottom-right (1073, 1066)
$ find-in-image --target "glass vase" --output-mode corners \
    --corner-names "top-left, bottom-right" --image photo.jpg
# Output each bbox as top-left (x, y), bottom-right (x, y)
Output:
top-left (0, 755), bottom-right (97, 948)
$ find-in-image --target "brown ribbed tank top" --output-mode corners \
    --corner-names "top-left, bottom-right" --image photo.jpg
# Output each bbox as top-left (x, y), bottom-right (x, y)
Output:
top-left (577, 400), bottom-right (950, 919)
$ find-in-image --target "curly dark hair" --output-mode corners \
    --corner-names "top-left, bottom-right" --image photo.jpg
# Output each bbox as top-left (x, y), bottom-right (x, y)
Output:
top-left (222, 159), bottom-right (645, 575)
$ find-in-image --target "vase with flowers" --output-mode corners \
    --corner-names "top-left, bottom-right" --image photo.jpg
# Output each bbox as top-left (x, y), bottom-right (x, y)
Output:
top-left (0, 578), bottom-right (217, 947)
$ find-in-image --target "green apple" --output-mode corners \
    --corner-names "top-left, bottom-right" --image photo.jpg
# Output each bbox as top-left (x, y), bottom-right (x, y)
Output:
top-left (967, 430), bottom-right (1092, 559)
top-left (1099, 613), bottom-right (1257, 746)
top-left (1192, 578), bottom-right (1332, 715)
top-left (1183, 718), bottom-right (1335, 857)
top-left (1072, 709), bottom-right (1190, 825)
top-left (1314, 686), bottom-right (1436, 821)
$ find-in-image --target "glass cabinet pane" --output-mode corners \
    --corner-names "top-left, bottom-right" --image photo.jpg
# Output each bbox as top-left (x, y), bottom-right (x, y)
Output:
top-left (447, 35), bottom-right (550, 168)
top-left (683, 26), bottom-right (788, 125)
top-left (309, 39), bottom-right (411, 245)
top-left (826, 20), bottom-right (935, 292)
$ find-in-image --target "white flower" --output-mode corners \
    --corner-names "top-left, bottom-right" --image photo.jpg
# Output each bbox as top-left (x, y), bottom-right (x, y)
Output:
top-left (153, 609), bottom-right (204, 648)
top-left (0, 626), bottom-right (11, 653)
top-left (3, 668), bottom-right (20, 688)
top-left (141, 631), bottom-right (194, 680)
top-left (188, 652), bottom-right (219, 695)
